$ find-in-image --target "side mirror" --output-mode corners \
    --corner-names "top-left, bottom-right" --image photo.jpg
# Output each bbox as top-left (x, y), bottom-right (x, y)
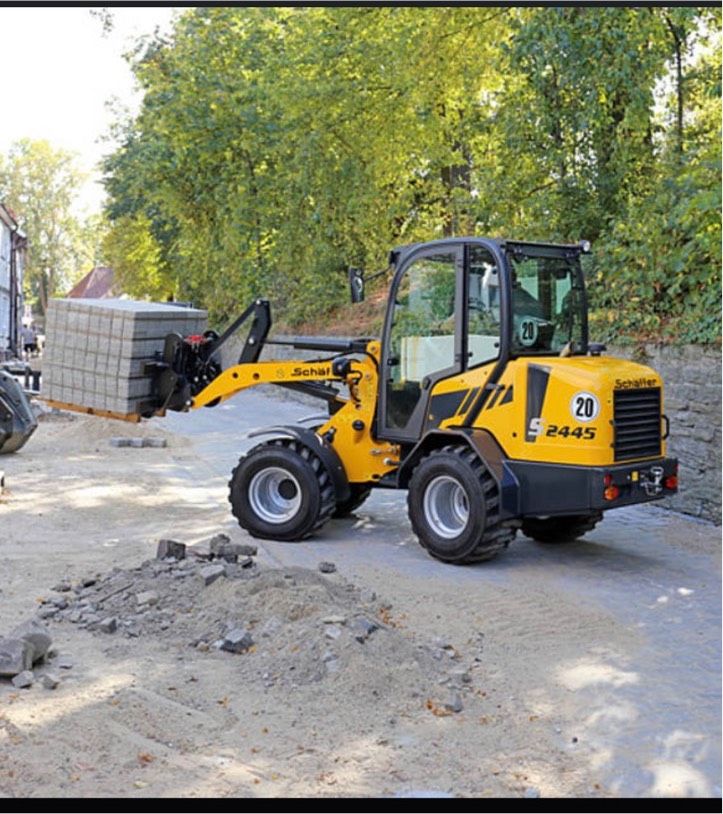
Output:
top-left (348, 267), bottom-right (365, 304)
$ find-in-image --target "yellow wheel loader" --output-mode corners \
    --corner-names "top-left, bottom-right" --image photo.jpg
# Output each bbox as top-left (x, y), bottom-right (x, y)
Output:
top-left (148, 238), bottom-right (678, 564)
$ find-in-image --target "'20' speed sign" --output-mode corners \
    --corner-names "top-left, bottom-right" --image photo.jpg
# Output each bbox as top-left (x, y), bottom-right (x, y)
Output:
top-left (570, 391), bottom-right (600, 423)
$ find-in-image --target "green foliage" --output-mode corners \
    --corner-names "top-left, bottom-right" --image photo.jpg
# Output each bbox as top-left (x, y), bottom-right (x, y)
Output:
top-left (0, 139), bottom-right (103, 315)
top-left (587, 16), bottom-right (722, 345)
top-left (101, 214), bottom-right (171, 301)
top-left (101, 7), bottom-right (721, 343)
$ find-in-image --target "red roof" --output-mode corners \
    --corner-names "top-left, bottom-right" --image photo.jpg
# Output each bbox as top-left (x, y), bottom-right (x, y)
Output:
top-left (67, 267), bottom-right (116, 299)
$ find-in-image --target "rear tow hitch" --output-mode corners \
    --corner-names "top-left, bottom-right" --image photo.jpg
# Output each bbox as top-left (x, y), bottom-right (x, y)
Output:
top-left (641, 465), bottom-right (665, 496)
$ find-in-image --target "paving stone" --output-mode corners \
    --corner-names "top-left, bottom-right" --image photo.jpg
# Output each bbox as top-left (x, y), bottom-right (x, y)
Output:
top-left (98, 617), bottom-right (118, 634)
top-left (44, 298), bottom-right (207, 418)
top-left (9, 619), bottom-right (52, 662)
top-left (0, 638), bottom-right (34, 677)
top-left (135, 590), bottom-right (160, 606)
top-left (200, 564), bottom-right (226, 587)
top-left (11, 670), bottom-right (34, 689)
top-left (156, 539), bottom-right (186, 560)
top-left (187, 543), bottom-right (212, 561)
top-left (41, 673), bottom-right (61, 690)
top-left (143, 437), bottom-right (167, 448)
top-left (220, 628), bottom-right (254, 653)
top-left (351, 616), bottom-right (379, 643)
top-left (211, 539), bottom-right (258, 562)
top-left (208, 534), bottom-right (231, 557)
top-left (129, 438), bottom-right (144, 448)
top-left (110, 437), bottom-right (131, 447)
top-left (322, 615), bottom-right (347, 625)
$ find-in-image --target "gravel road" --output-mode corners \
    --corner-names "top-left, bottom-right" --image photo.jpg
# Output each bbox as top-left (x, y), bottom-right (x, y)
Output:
top-left (0, 391), bottom-right (719, 798)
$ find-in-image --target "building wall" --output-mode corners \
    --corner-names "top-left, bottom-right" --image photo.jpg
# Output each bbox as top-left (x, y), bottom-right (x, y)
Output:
top-left (0, 216), bottom-right (12, 353)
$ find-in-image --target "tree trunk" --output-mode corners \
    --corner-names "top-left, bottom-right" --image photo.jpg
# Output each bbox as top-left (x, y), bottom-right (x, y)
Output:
top-left (664, 13), bottom-right (685, 158)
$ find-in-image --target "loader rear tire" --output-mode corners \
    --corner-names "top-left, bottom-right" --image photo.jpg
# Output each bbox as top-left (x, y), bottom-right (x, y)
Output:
top-left (332, 484), bottom-right (372, 518)
top-left (407, 445), bottom-right (516, 565)
top-left (229, 439), bottom-right (336, 541)
top-left (521, 512), bottom-right (602, 544)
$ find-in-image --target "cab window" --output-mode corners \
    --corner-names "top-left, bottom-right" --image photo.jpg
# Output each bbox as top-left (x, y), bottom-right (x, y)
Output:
top-left (467, 246), bottom-right (501, 366)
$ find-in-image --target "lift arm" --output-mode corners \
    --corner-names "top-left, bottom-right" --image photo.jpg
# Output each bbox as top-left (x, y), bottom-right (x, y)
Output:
top-left (192, 358), bottom-right (350, 409)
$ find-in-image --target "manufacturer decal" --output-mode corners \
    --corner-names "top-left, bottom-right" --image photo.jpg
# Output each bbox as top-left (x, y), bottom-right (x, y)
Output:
top-left (291, 365), bottom-right (332, 378)
top-left (614, 377), bottom-right (658, 390)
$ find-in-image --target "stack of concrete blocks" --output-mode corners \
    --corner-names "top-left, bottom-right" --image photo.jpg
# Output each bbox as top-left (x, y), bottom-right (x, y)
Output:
top-left (42, 299), bottom-right (208, 415)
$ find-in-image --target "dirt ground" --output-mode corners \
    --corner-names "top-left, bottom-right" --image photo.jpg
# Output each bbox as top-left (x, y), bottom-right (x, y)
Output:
top-left (0, 402), bottom-right (720, 799)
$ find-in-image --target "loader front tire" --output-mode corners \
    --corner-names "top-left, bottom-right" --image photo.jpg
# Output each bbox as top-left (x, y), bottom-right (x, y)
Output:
top-left (407, 445), bottom-right (515, 564)
top-left (229, 439), bottom-right (336, 541)
top-left (521, 512), bottom-right (602, 544)
top-left (332, 484), bottom-right (372, 518)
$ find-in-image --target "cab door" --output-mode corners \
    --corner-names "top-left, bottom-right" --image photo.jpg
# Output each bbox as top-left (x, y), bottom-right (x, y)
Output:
top-left (378, 245), bottom-right (464, 442)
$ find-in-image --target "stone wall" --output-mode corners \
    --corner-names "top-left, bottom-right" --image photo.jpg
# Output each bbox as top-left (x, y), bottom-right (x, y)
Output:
top-left (611, 344), bottom-right (721, 525)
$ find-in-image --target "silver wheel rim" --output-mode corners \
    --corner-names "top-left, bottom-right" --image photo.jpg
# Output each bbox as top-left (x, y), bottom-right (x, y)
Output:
top-left (248, 467), bottom-right (302, 524)
top-left (423, 475), bottom-right (470, 539)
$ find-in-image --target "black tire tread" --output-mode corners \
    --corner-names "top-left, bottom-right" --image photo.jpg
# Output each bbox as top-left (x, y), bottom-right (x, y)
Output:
top-left (228, 438), bottom-right (336, 541)
top-left (332, 484), bottom-right (372, 518)
top-left (408, 444), bottom-right (517, 564)
top-left (521, 511), bottom-right (602, 544)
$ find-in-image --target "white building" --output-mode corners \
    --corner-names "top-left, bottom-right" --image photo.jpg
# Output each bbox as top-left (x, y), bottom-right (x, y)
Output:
top-left (0, 203), bottom-right (26, 360)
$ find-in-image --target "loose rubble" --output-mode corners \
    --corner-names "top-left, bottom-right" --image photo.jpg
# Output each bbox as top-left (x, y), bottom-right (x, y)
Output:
top-left (0, 638), bottom-right (33, 677)
top-left (1, 533), bottom-right (485, 706)
top-left (11, 670), bottom-right (34, 689)
top-left (41, 672), bottom-right (61, 690)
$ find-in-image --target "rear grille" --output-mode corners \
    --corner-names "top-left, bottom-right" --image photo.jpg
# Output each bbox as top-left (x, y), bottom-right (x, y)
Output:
top-left (613, 387), bottom-right (662, 461)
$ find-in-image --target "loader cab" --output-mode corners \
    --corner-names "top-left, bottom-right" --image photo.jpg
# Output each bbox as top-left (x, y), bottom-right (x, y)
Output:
top-left (376, 238), bottom-right (589, 443)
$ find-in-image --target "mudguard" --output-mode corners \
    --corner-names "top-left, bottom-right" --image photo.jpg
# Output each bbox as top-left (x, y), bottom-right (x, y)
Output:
top-left (0, 371), bottom-right (38, 454)
top-left (396, 427), bottom-right (521, 518)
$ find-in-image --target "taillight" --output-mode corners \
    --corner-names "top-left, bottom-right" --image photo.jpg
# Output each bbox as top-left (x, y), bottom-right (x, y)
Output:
top-left (664, 475), bottom-right (678, 490)
top-left (603, 473), bottom-right (613, 487)
top-left (604, 485), bottom-right (620, 501)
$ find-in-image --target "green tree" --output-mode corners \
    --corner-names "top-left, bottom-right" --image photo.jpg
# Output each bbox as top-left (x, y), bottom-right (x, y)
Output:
top-left (101, 213), bottom-right (170, 301)
top-left (0, 139), bottom-right (97, 314)
top-left (100, 7), bottom-right (720, 343)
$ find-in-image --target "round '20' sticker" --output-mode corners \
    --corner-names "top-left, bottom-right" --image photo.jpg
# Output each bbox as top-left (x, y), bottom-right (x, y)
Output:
top-left (570, 391), bottom-right (600, 423)
top-left (519, 318), bottom-right (538, 347)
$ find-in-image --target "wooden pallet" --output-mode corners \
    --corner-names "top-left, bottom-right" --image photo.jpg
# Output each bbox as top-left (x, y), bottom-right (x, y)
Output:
top-left (42, 398), bottom-right (143, 424)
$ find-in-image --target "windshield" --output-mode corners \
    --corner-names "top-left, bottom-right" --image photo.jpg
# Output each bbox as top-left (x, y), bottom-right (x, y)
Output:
top-left (507, 250), bottom-right (587, 355)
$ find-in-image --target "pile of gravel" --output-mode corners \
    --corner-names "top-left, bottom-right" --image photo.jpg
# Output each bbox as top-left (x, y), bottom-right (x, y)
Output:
top-left (32, 534), bottom-right (485, 706)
